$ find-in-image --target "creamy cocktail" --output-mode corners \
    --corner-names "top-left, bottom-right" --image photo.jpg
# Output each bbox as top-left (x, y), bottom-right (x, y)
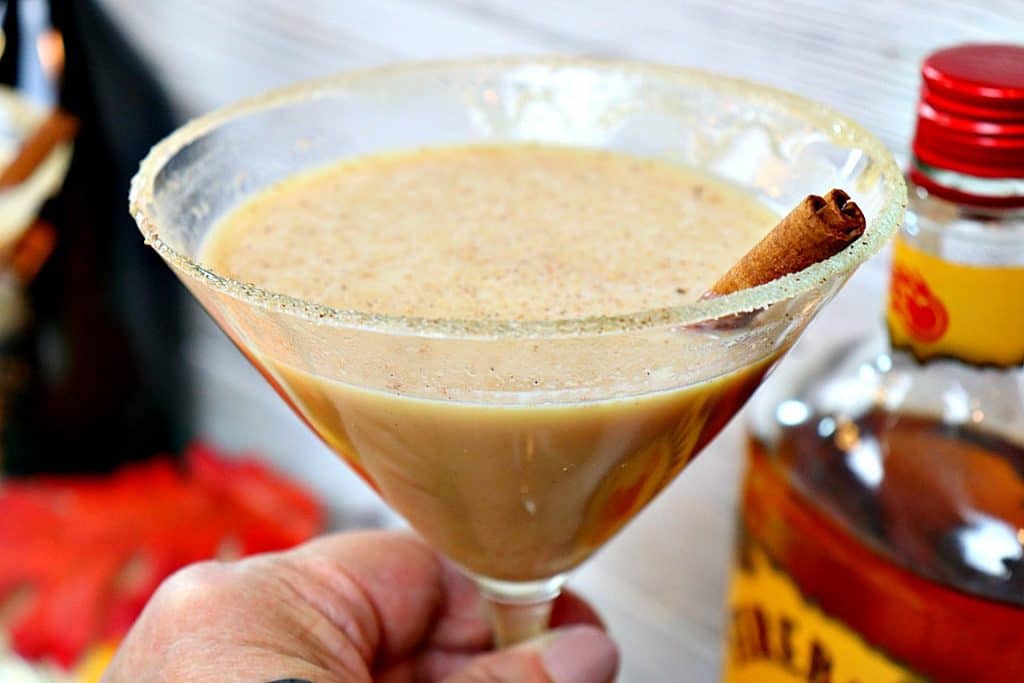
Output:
top-left (200, 145), bottom-right (778, 580)
top-left (132, 58), bottom-right (904, 646)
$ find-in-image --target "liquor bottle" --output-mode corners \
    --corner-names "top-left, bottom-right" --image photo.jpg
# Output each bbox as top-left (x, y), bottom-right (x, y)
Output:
top-left (0, 0), bottom-right (188, 473)
top-left (723, 44), bottom-right (1024, 683)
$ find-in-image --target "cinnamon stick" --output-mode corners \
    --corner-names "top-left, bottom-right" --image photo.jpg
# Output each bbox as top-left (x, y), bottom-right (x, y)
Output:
top-left (706, 189), bottom-right (865, 297)
top-left (0, 109), bottom-right (78, 189)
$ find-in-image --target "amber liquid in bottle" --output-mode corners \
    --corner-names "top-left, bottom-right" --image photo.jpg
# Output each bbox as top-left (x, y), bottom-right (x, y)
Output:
top-left (730, 410), bottom-right (1024, 682)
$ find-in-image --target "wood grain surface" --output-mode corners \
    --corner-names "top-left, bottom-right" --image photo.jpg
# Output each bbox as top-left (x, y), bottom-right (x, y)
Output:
top-left (100, 2), bottom-right (1024, 680)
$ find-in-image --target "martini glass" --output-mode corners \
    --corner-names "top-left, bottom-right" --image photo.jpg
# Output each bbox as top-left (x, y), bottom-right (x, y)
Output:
top-left (130, 58), bottom-right (905, 646)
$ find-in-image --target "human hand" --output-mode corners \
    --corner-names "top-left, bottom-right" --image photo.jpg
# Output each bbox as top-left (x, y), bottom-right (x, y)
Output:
top-left (103, 530), bottom-right (618, 682)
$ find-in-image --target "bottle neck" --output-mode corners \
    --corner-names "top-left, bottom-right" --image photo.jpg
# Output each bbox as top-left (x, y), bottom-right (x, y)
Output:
top-left (910, 158), bottom-right (1024, 211)
top-left (885, 173), bottom-right (1024, 369)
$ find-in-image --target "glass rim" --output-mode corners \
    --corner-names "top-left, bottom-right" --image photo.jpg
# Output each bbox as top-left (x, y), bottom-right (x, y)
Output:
top-left (129, 56), bottom-right (907, 339)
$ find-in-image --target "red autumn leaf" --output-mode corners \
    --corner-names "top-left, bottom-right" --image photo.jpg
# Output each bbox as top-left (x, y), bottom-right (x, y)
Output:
top-left (0, 443), bottom-right (324, 669)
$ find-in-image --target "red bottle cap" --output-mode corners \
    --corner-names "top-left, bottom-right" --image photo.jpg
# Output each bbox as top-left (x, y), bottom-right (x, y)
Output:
top-left (911, 44), bottom-right (1024, 191)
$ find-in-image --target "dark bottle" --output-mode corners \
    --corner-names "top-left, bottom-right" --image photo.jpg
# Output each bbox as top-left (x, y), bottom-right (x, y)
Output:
top-left (0, 0), bottom-right (189, 473)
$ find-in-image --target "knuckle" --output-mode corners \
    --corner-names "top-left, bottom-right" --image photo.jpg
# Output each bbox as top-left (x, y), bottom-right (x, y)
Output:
top-left (149, 560), bottom-right (232, 612)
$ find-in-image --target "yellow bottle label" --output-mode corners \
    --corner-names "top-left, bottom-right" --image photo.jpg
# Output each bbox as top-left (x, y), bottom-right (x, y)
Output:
top-left (886, 236), bottom-right (1024, 367)
top-left (723, 546), bottom-right (924, 683)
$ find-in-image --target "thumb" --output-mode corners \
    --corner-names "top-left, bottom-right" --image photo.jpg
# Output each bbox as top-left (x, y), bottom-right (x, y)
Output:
top-left (444, 626), bottom-right (618, 683)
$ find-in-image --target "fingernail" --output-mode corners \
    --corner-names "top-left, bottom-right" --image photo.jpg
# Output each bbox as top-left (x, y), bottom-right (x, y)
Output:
top-left (538, 625), bottom-right (618, 683)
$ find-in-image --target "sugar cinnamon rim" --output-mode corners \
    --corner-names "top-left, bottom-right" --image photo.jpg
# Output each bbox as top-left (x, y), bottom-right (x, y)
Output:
top-left (130, 57), bottom-right (907, 338)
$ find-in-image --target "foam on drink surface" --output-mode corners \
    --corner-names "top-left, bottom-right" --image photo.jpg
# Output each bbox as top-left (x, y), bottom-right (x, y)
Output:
top-left (202, 144), bottom-right (775, 321)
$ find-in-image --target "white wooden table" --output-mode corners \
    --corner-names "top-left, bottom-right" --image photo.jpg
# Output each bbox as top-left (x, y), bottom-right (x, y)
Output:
top-left (100, 2), bottom-right (1024, 680)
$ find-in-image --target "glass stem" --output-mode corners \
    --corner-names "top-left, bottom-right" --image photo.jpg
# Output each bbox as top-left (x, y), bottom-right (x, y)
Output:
top-left (487, 596), bottom-right (555, 647)
top-left (474, 574), bottom-right (569, 648)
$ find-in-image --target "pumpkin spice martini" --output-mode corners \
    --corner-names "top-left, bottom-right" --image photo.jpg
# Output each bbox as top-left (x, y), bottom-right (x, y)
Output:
top-left (131, 58), bottom-right (905, 646)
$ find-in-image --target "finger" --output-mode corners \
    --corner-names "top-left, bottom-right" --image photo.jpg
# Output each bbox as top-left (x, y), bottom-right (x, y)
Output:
top-left (374, 651), bottom-right (471, 683)
top-left (551, 590), bottom-right (605, 629)
top-left (426, 581), bottom-right (605, 650)
top-left (426, 556), bottom-right (492, 650)
top-left (443, 626), bottom-right (618, 683)
top-left (284, 531), bottom-right (609, 668)
top-left (372, 587), bottom-right (611, 682)
top-left (374, 649), bottom-right (475, 683)
top-left (283, 531), bottom-right (489, 661)
top-left (414, 598), bottom-right (607, 683)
